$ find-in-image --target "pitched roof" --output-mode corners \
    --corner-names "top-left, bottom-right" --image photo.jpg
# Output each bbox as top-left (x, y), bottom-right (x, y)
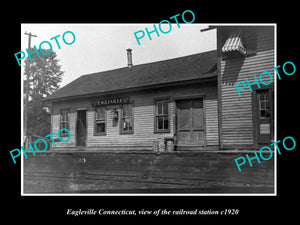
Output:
top-left (45, 50), bottom-right (217, 101)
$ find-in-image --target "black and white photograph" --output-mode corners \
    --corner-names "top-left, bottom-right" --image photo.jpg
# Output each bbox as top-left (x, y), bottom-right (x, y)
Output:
top-left (20, 23), bottom-right (276, 195)
top-left (4, 5), bottom-right (298, 224)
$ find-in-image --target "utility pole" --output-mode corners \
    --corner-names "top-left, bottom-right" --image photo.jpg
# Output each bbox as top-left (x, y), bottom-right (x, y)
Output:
top-left (25, 32), bottom-right (37, 50)
top-left (24, 32), bottom-right (37, 148)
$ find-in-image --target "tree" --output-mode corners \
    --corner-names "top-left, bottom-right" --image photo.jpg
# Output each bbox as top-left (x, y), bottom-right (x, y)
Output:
top-left (24, 48), bottom-right (64, 137)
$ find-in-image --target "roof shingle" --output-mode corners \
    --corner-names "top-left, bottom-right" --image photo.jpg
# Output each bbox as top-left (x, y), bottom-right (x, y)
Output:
top-left (45, 50), bottom-right (217, 101)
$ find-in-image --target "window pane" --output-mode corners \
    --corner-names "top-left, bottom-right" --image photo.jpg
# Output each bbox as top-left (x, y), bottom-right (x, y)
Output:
top-left (266, 100), bottom-right (270, 110)
top-left (123, 104), bottom-right (132, 117)
top-left (257, 90), bottom-right (272, 119)
top-left (128, 120), bottom-right (133, 131)
top-left (155, 99), bottom-right (169, 132)
top-left (163, 116), bottom-right (169, 130)
top-left (260, 101), bottom-right (266, 110)
top-left (121, 104), bottom-right (133, 133)
top-left (157, 101), bottom-right (163, 115)
top-left (258, 94), bottom-right (264, 104)
top-left (96, 107), bottom-right (105, 120)
top-left (157, 116), bottom-right (163, 130)
top-left (61, 111), bottom-right (68, 122)
top-left (163, 100), bottom-right (168, 114)
top-left (123, 118), bottom-right (133, 132)
top-left (96, 122), bottom-right (105, 134)
top-left (61, 128), bottom-right (67, 135)
top-left (122, 105), bottom-right (127, 117)
top-left (60, 110), bottom-right (69, 132)
top-left (260, 110), bottom-right (266, 118)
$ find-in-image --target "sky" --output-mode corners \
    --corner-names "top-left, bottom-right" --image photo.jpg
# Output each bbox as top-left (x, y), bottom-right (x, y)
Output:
top-left (21, 24), bottom-right (216, 88)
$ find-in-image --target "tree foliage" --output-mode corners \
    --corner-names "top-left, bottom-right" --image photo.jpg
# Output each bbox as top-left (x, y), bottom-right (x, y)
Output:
top-left (24, 48), bottom-right (64, 136)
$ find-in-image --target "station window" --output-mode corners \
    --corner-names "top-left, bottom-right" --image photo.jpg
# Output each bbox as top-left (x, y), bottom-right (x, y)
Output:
top-left (60, 109), bottom-right (69, 137)
top-left (120, 104), bottom-right (134, 134)
top-left (258, 91), bottom-right (271, 119)
top-left (155, 99), bottom-right (169, 133)
top-left (95, 107), bottom-right (106, 135)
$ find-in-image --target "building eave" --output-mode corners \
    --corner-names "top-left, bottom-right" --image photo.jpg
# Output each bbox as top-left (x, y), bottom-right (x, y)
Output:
top-left (43, 74), bottom-right (217, 104)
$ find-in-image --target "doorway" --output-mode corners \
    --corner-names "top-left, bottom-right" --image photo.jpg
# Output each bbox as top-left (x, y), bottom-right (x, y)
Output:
top-left (253, 89), bottom-right (274, 148)
top-left (76, 110), bottom-right (87, 146)
top-left (176, 98), bottom-right (205, 149)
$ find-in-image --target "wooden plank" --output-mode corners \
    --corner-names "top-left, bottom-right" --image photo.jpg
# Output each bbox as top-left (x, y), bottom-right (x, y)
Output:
top-left (23, 152), bottom-right (274, 193)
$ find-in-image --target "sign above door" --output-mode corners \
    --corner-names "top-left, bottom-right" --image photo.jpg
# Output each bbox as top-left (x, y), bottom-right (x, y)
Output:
top-left (92, 97), bottom-right (129, 107)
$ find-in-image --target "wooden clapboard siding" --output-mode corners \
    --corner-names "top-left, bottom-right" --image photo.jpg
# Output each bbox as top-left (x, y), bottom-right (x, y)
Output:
top-left (205, 96), bottom-right (219, 146)
top-left (256, 27), bottom-right (275, 52)
top-left (51, 113), bottom-right (76, 147)
top-left (219, 27), bottom-right (275, 149)
top-left (50, 81), bottom-right (219, 151)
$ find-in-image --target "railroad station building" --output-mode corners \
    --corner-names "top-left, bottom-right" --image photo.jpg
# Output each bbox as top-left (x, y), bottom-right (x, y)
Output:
top-left (44, 25), bottom-right (275, 152)
top-left (24, 25), bottom-right (275, 193)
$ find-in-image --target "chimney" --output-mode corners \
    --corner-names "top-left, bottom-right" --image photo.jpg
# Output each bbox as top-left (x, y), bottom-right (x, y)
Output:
top-left (126, 48), bottom-right (133, 67)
